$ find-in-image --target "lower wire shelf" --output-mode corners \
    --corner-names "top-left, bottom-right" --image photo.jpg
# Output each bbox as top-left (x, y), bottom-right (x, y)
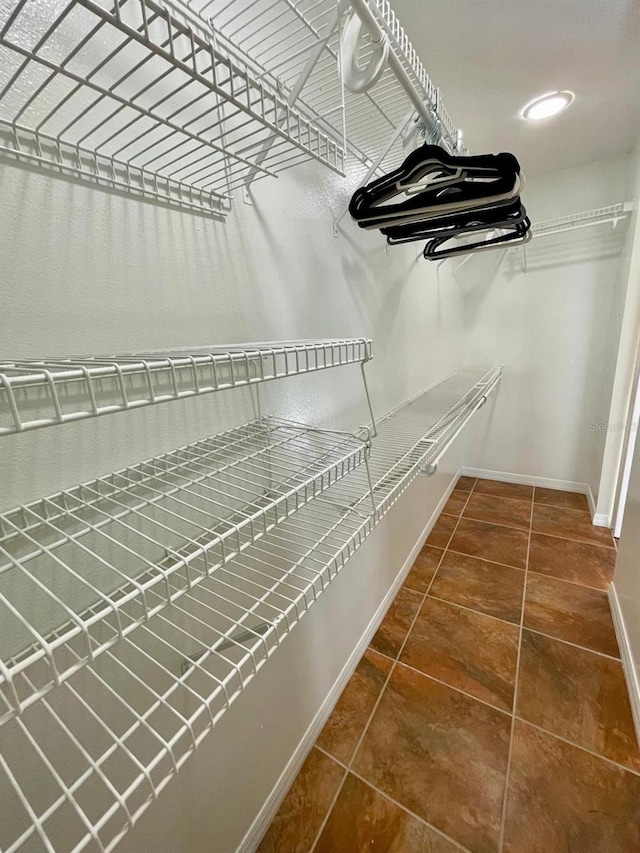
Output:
top-left (0, 417), bottom-right (370, 724)
top-left (0, 367), bottom-right (501, 853)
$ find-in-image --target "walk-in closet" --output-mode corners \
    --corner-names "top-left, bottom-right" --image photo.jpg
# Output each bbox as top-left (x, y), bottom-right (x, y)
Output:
top-left (1, 1), bottom-right (640, 851)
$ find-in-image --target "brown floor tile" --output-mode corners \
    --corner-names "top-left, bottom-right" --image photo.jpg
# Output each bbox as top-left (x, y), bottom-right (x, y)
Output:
top-left (463, 492), bottom-right (532, 531)
top-left (532, 504), bottom-right (614, 548)
top-left (534, 487), bottom-right (589, 512)
top-left (442, 490), bottom-right (469, 516)
top-left (314, 773), bottom-right (459, 853)
top-left (370, 588), bottom-right (423, 659)
top-left (401, 597), bottom-right (519, 711)
top-left (317, 649), bottom-right (393, 764)
top-left (524, 574), bottom-right (619, 657)
top-left (503, 721), bottom-right (640, 853)
top-left (403, 545), bottom-right (443, 594)
top-left (528, 533), bottom-right (615, 590)
top-left (448, 518), bottom-right (529, 569)
top-left (352, 664), bottom-right (510, 853)
top-left (426, 514), bottom-right (458, 548)
top-left (429, 551), bottom-right (525, 624)
top-left (454, 475), bottom-right (476, 493)
top-left (474, 479), bottom-right (533, 501)
top-left (517, 631), bottom-right (640, 772)
top-left (257, 748), bottom-right (344, 853)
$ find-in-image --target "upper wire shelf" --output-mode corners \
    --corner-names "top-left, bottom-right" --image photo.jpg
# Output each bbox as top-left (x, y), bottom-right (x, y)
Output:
top-left (0, 338), bottom-right (372, 436)
top-left (0, 365), bottom-right (500, 853)
top-left (210, 0), bottom-right (463, 179)
top-left (0, 0), bottom-right (345, 217)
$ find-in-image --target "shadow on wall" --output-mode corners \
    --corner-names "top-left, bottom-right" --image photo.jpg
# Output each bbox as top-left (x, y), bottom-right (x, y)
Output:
top-left (444, 246), bottom-right (509, 325)
top-left (502, 228), bottom-right (627, 277)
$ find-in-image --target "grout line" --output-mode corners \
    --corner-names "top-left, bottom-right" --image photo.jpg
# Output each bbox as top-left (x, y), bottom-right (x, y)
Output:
top-left (314, 743), bottom-right (348, 770)
top-left (527, 568), bottom-right (613, 594)
top-left (522, 626), bottom-right (622, 661)
top-left (473, 492), bottom-right (534, 506)
top-left (497, 484), bottom-right (533, 852)
top-left (461, 513), bottom-right (531, 533)
top-left (438, 551), bottom-right (526, 573)
top-left (447, 547), bottom-right (525, 572)
top-left (347, 768), bottom-right (474, 852)
top-left (392, 660), bottom-right (512, 717)
top-left (425, 579), bottom-right (621, 659)
top-left (530, 526), bottom-right (616, 550)
top-left (514, 717), bottom-right (640, 778)
top-left (425, 593), bottom-right (521, 628)
top-left (310, 498), bottom-right (471, 853)
top-left (306, 761), bottom-right (349, 852)
top-left (448, 509), bottom-right (615, 551)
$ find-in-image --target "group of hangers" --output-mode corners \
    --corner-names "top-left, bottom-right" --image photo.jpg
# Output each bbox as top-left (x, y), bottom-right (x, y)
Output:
top-left (349, 143), bottom-right (530, 260)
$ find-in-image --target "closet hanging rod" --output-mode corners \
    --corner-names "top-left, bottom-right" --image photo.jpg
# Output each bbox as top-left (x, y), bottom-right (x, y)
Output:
top-left (0, 339), bottom-right (372, 436)
top-left (348, 0), bottom-right (456, 151)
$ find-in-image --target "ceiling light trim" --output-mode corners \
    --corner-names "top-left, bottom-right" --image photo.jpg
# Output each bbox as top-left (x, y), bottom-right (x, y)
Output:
top-left (520, 91), bottom-right (575, 121)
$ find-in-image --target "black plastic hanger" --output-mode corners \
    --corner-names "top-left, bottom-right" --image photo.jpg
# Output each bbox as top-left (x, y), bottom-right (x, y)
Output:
top-left (422, 217), bottom-right (531, 260)
top-left (349, 144), bottom-right (522, 228)
top-left (382, 200), bottom-right (527, 245)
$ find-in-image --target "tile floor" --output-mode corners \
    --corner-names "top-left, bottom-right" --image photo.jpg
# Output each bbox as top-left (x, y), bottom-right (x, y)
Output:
top-left (257, 478), bottom-right (640, 853)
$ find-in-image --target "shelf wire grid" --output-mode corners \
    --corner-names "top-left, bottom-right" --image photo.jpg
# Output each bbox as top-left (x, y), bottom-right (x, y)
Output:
top-left (532, 202), bottom-right (634, 237)
top-left (0, 338), bottom-right (372, 436)
top-left (201, 0), bottom-right (462, 177)
top-left (0, 365), bottom-right (500, 853)
top-left (0, 0), bottom-right (345, 216)
top-left (0, 415), bottom-right (371, 724)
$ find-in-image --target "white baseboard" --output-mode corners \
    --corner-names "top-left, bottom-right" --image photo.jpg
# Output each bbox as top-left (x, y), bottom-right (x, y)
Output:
top-left (585, 486), bottom-right (611, 527)
top-left (238, 474), bottom-right (459, 853)
top-left (462, 468), bottom-right (613, 528)
top-left (461, 467), bottom-right (589, 494)
top-left (608, 582), bottom-right (640, 748)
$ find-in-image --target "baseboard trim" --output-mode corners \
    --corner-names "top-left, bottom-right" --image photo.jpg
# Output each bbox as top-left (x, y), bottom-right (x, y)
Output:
top-left (608, 582), bottom-right (640, 748)
top-left (238, 474), bottom-right (459, 853)
top-left (461, 467), bottom-right (589, 494)
top-left (586, 485), bottom-right (596, 518)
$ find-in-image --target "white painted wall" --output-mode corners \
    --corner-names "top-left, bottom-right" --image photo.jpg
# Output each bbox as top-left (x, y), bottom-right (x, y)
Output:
top-left (463, 156), bottom-right (633, 500)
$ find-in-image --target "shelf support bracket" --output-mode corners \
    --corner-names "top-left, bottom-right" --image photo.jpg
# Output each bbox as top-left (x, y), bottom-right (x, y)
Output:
top-left (333, 109), bottom-right (415, 237)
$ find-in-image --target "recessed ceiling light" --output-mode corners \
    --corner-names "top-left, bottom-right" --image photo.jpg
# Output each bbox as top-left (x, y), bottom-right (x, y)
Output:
top-left (520, 91), bottom-right (574, 121)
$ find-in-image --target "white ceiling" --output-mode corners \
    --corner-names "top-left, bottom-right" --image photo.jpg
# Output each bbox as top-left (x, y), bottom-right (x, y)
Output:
top-left (392, 0), bottom-right (640, 176)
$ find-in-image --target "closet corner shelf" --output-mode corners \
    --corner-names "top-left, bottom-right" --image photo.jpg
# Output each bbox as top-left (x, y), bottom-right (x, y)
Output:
top-left (0, 365), bottom-right (500, 853)
top-left (0, 0), bottom-right (345, 216)
top-left (0, 338), bottom-right (372, 436)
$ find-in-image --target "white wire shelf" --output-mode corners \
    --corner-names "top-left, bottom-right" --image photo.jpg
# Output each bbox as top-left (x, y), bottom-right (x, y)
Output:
top-left (209, 0), bottom-right (463, 178)
top-left (0, 338), bottom-right (372, 436)
top-left (0, 365), bottom-right (500, 853)
top-left (0, 0), bottom-right (345, 217)
top-left (532, 202), bottom-right (634, 238)
top-left (0, 416), bottom-right (371, 725)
